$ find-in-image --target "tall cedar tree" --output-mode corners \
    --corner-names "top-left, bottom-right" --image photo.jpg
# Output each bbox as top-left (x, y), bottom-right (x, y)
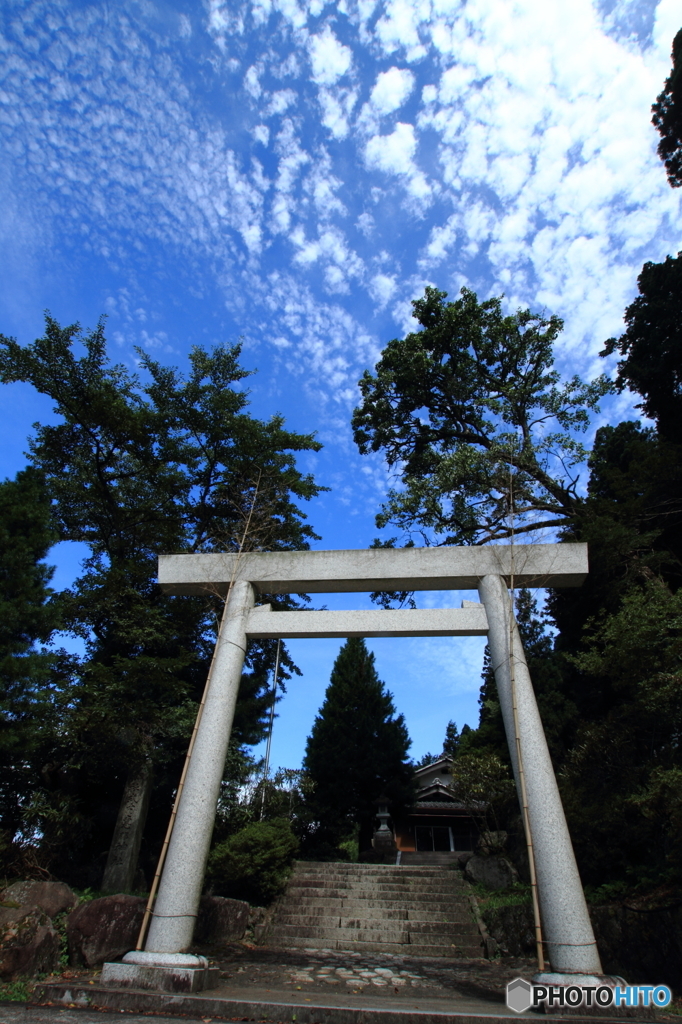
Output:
top-left (0, 469), bottom-right (76, 867)
top-left (544, 422), bottom-right (682, 886)
top-left (303, 638), bottom-right (414, 853)
top-left (602, 255), bottom-right (682, 448)
top-left (415, 719), bottom-right (470, 767)
top-left (461, 590), bottom-right (576, 768)
top-left (652, 28), bottom-right (682, 188)
top-left (0, 316), bottom-right (323, 887)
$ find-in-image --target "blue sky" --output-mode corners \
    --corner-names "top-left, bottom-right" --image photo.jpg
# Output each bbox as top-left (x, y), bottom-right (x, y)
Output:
top-left (1, 0), bottom-right (680, 771)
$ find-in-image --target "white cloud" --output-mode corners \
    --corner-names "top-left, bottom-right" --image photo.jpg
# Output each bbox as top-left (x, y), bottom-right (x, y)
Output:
top-left (252, 124), bottom-right (270, 146)
top-left (316, 87), bottom-right (358, 139)
top-left (244, 64), bottom-right (263, 98)
top-left (374, 0), bottom-right (430, 60)
top-left (356, 212), bottom-right (375, 236)
top-left (365, 122), bottom-right (417, 174)
top-left (308, 26), bottom-right (353, 86)
top-left (653, 0), bottom-right (681, 56)
top-left (266, 89), bottom-right (297, 116)
top-left (303, 151), bottom-right (346, 217)
top-left (206, 0), bottom-right (245, 45)
top-left (419, 216), bottom-right (459, 268)
top-left (2, 0), bottom-right (680, 434)
top-left (369, 66), bottom-right (415, 115)
top-left (270, 119), bottom-right (310, 233)
top-left (369, 273), bottom-right (397, 307)
top-left (324, 265), bottom-right (349, 293)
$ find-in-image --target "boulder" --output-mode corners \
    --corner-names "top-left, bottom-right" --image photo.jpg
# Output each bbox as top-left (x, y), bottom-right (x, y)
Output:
top-left (67, 894), bottom-right (145, 967)
top-left (0, 879), bottom-right (77, 979)
top-left (0, 904), bottom-right (59, 979)
top-left (1, 880), bottom-right (77, 919)
top-left (465, 854), bottom-right (518, 890)
top-left (194, 895), bottom-right (249, 945)
top-left (475, 831), bottom-right (508, 856)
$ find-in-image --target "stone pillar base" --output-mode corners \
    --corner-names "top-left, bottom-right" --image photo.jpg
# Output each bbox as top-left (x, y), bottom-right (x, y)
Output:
top-left (101, 951), bottom-right (219, 993)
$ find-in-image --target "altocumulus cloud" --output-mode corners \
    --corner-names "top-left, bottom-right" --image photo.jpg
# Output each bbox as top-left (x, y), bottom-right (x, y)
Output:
top-left (3, 0), bottom-right (681, 765)
top-left (1, 0), bottom-right (680, 405)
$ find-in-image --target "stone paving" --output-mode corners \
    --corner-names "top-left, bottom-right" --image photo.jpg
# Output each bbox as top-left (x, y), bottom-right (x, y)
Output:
top-left (209, 941), bottom-right (539, 1003)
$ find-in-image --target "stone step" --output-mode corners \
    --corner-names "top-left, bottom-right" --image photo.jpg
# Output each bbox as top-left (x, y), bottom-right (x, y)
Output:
top-left (268, 924), bottom-right (410, 943)
top-left (399, 852), bottom-right (461, 866)
top-left (272, 914), bottom-right (405, 930)
top-left (406, 920), bottom-right (479, 937)
top-left (290, 880), bottom-right (465, 895)
top-left (288, 868), bottom-right (458, 884)
top-left (265, 934), bottom-right (483, 957)
top-left (285, 886), bottom-right (463, 902)
top-left (270, 925), bottom-right (478, 948)
top-left (290, 872), bottom-right (461, 882)
top-left (275, 907), bottom-right (409, 922)
top-left (280, 905), bottom-right (466, 921)
top-left (289, 875), bottom-right (464, 888)
top-left (275, 907), bottom-right (474, 925)
top-left (264, 859), bottom-right (482, 960)
top-left (268, 920), bottom-right (479, 942)
top-left (292, 865), bottom-right (460, 877)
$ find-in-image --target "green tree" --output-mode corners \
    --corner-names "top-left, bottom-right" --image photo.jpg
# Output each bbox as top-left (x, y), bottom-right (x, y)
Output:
top-left (459, 590), bottom-right (576, 767)
top-left (560, 581), bottom-right (682, 885)
top-left (447, 753), bottom-right (515, 836)
top-left (0, 468), bottom-right (76, 873)
top-left (602, 255), bottom-right (682, 446)
top-left (0, 315), bottom-right (323, 887)
top-left (443, 719), bottom-right (465, 758)
top-left (303, 638), bottom-right (414, 853)
top-left (652, 28), bottom-right (682, 188)
top-left (535, 419), bottom-right (682, 888)
top-left (352, 287), bottom-right (611, 545)
top-left (207, 817), bottom-right (299, 905)
top-left (549, 420), bottom-right (682, 725)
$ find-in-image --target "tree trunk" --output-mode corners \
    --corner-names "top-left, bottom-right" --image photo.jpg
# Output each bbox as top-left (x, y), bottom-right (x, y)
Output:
top-left (102, 759), bottom-right (153, 894)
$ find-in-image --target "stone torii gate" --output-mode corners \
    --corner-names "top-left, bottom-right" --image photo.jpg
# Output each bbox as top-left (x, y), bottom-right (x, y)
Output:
top-left (104, 543), bottom-right (602, 991)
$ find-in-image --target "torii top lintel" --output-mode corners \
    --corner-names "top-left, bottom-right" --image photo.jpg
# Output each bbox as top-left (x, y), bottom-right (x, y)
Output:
top-left (158, 543), bottom-right (588, 596)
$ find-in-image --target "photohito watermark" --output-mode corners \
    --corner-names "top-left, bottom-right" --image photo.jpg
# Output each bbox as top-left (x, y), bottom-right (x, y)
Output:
top-left (506, 977), bottom-right (672, 1013)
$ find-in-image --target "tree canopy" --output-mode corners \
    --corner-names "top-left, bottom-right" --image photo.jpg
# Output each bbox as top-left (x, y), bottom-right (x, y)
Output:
top-left (353, 212), bottom-right (682, 892)
top-left (602, 254), bottom-right (682, 445)
top-left (352, 286), bottom-right (611, 546)
top-left (0, 468), bottom-right (74, 872)
top-left (0, 315), bottom-right (324, 886)
top-left (652, 28), bottom-right (682, 188)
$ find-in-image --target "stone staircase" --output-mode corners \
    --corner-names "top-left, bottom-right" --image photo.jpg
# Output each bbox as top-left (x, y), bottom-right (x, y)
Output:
top-left (263, 860), bottom-right (483, 957)
top-left (398, 851), bottom-right (460, 866)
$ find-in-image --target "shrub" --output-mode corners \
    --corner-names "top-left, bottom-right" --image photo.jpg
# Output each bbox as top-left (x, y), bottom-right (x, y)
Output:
top-left (207, 817), bottom-right (299, 905)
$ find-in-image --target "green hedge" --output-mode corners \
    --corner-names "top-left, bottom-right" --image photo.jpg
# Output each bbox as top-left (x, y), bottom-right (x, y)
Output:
top-left (207, 817), bottom-right (299, 905)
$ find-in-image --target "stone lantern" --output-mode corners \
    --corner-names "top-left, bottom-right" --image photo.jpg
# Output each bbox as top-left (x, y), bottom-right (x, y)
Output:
top-left (372, 795), bottom-right (397, 854)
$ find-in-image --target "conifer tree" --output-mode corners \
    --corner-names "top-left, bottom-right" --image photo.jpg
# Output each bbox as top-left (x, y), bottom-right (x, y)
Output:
top-left (0, 315), bottom-right (323, 886)
top-left (303, 638), bottom-right (414, 853)
top-left (0, 468), bottom-right (72, 866)
top-left (652, 28), bottom-right (682, 188)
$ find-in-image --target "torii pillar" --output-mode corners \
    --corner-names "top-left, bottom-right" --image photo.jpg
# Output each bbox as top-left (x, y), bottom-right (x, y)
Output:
top-left (102, 544), bottom-right (602, 991)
